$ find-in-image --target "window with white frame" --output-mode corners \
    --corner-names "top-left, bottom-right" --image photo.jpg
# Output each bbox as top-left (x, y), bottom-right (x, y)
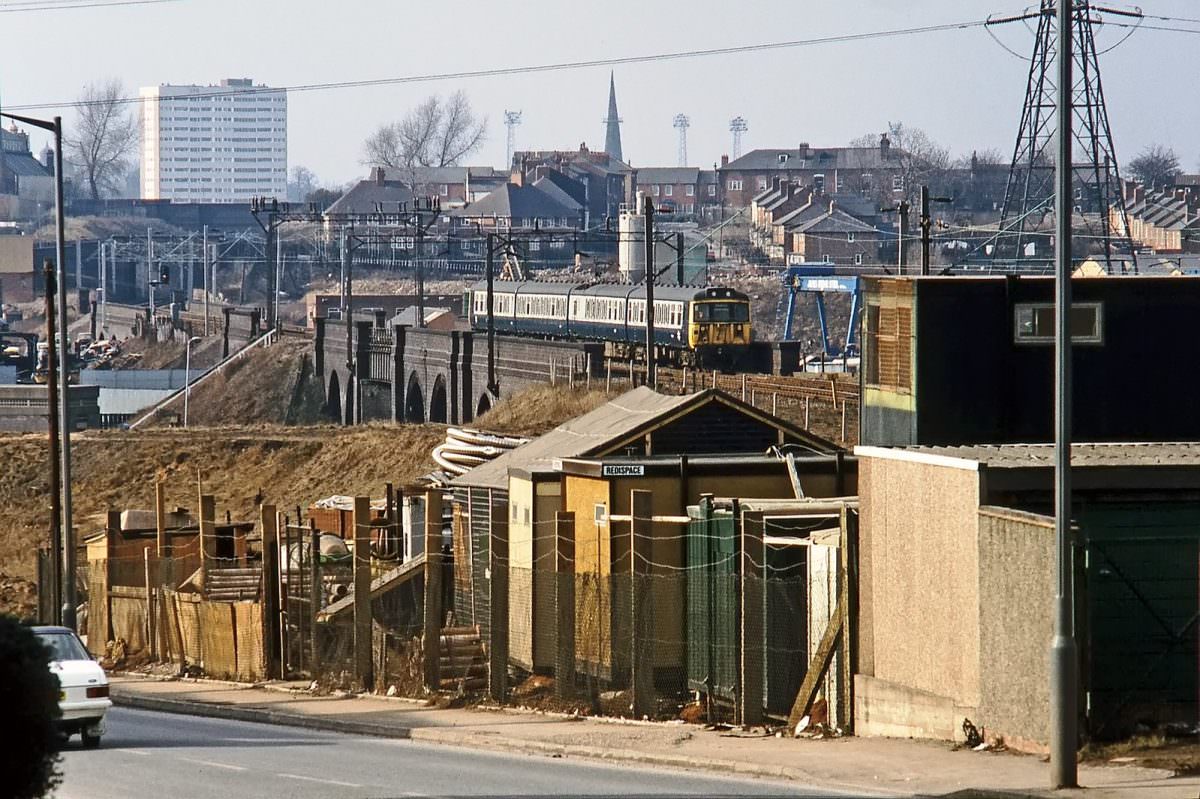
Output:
top-left (707, 184), bottom-right (716, 196)
top-left (892, 175), bottom-right (904, 191)
top-left (1013, 302), bottom-right (1104, 344)
top-left (686, 185), bottom-right (694, 196)
top-left (756, 176), bottom-right (768, 190)
top-left (664, 185), bottom-right (672, 197)
top-left (728, 179), bottom-right (742, 191)
top-left (847, 232), bottom-right (856, 243)
top-left (652, 185), bottom-right (660, 196)
top-left (854, 253), bottom-right (863, 265)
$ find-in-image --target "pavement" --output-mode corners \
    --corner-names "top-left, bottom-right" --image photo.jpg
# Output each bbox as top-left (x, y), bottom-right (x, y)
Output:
top-left (109, 675), bottom-right (1200, 798)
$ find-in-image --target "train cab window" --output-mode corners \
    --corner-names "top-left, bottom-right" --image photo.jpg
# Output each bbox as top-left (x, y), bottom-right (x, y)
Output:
top-left (694, 302), bottom-right (749, 322)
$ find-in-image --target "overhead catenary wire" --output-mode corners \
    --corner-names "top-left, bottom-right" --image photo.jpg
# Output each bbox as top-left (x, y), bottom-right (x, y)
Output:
top-left (0, 0), bottom-right (180, 11)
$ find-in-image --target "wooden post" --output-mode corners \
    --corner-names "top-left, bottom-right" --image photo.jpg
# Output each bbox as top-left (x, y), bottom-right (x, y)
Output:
top-left (630, 489), bottom-right (654, 719)
top-left (489, 495), bottom-right (509, 701)
top-left (841, 402), bottom-right (848, 443)
top-left (772, 392), bottom-right (778, 416)
top-left (143, 547), bottom-right (155, 660)
top-left (260, 504), bottom-right (281, 679)
top-left (276, 510), bottom-right (288, 676)
top-left (605, 359), bottom-right (611, 395)
top-left (422, 490), bottom-right (443, 692)
top-left (804, 396), bottom-right (811, 428)
top-left (309, 519), bottom-right (322, 674)
top-left (353, 495), bottom-right (373, 691)
top-left (198, 494), bottom-right (215, 591)
top-left (154, 480), bottom-right (166, 557)
top-left (739, 505), bottom-right (765, 726)
top-left (741, 373), bottom-right (747, 400)
top-left (555, 511), bottom-right (576, 699)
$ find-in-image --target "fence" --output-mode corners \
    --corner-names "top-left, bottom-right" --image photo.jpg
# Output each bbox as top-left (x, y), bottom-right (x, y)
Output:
top-left (496, 494), bottom-right (858, 727)
top-left (83, 551), bottom-right (266, 682)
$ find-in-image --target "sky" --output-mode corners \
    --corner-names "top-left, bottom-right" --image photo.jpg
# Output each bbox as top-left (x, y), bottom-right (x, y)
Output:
top-left (1, 0), bottom-right (1197, 189)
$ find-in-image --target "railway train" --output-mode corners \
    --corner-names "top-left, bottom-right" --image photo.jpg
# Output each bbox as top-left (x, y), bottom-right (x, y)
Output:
top-left (465, 280), bottom-right (753, 369)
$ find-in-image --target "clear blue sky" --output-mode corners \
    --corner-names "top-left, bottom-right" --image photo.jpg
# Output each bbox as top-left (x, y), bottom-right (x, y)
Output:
top-left (2, 0), bottom-right (1196, 187)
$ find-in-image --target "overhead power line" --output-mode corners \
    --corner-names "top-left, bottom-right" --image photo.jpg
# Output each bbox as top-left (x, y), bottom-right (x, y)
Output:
top-left (4, 18), bottom-right (989, 112)
top-left (0, 0), bottom-right (180, 12)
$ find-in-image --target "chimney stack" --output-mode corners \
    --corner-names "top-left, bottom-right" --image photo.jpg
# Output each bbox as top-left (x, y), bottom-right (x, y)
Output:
top-left (373, 166), bottom-right (386, 186)
top-left (880, 133), bottom-right (891, 160)
top-left (720, 154), bottom-right (729, 168)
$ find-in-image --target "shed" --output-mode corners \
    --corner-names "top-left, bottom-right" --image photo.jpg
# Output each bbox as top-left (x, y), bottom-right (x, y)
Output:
top-left (448, 385), bottom-right (840, 672)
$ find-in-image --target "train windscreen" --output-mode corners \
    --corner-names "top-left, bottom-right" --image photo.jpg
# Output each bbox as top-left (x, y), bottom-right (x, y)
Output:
top-left (694, 302), bottom-right (749, 322)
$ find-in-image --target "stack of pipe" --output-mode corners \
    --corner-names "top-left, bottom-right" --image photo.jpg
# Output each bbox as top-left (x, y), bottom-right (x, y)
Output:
top-left (432, 427), bottom-right (528, 476)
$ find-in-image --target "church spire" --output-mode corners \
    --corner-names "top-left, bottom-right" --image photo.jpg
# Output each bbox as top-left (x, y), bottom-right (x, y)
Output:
top-left (603, 71), bottom-right (623, 163)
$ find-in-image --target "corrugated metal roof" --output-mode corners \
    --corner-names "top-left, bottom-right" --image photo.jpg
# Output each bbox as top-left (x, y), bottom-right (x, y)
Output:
top-left (900, 442), bottom-right (1200, 468)
top-left (451, 386), bottom-right (693, 489)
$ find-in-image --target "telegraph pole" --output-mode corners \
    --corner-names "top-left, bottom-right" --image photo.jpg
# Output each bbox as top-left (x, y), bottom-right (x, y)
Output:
top-left (643, 195), bottom-right (656, 388)
top-left (202, 225), bottom-right (210, 335)
top-left (43, 259), bottom-right (63, 626)
top-left (486, 232), bottom-right (498, 394)
top-left (919, 185), bottom-right (952, 276)
top-left (1050, 0), bottom-right (1078, 789)
top-left (882, 198), bottom-right (911, 274)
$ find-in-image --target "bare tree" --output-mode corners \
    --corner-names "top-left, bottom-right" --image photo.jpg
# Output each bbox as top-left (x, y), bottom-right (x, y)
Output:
top-left (850, 122), bottom-right (951, 202)
top-left (1126, 144), bottom-right (1180, 188)
top-left (287, 165), bottom-right (319, 202)
top-left (65, 79), bottom-right (137, 200)
top-left (362, 91), bottom-right (486, 172)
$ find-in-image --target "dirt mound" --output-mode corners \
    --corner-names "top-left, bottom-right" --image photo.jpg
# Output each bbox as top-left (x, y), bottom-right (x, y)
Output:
top-left (142, 338), bottom-right (324, 427)
top-left (475, 383), bottom-right (609, 437)
top-left (0, 571), bottom-right (37, 620)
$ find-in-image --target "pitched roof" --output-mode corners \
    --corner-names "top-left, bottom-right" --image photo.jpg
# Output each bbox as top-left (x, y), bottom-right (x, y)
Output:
top-left (4, 153), bottom-right (50, 178)
top-left (454, 182), bottom-right (578, 220)
top-left (636, 167), bottom-right (701, 185)
top-left (532, 176), bottom-right (585, 211)
top-left (534, 169), bottom-right (587, 207)
top-left (794, 207), bottom-right (879, 235)
top-left (325, 180), bottom-right (414, 215)
top-left (724, 146), bottom-right (899, 172)
top-left (451, 386), bottom-right (839, 490)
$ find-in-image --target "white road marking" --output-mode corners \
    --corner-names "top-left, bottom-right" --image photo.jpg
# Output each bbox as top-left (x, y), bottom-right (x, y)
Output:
top-left (277, 773), bottom-right (363, 788)
top-left (175, 756), bottom-right (247, 772)
top-left (113, 748), bottom-right (150, 756)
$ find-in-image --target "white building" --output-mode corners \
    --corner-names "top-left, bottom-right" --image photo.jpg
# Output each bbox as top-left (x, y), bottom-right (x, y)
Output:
top-left (140, 77), bottom-right (287, 203)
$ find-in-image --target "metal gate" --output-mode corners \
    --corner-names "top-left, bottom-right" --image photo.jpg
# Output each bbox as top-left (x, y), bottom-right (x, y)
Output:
top-left (1080, 503), bottom-right (1200, 738)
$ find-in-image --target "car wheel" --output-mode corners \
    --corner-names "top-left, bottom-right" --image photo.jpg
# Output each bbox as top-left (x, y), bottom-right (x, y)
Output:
top-left (81, 728), bottom-right (101, 749)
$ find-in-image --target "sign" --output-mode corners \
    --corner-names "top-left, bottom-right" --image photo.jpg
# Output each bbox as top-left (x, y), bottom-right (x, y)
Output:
top-left (800, 276), bottom-right (858, 293)
top-left (602, 464), bottom-right (645, 477)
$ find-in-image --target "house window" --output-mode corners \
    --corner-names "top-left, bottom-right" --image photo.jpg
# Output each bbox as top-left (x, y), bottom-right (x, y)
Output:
top-left (854, 253), bottom-right (863, 265)
top-left (652, 184), bottom-right (660, 196)
top-left (756, 176), bottom-right (768, 190)
top-left (822, 253), bottom-right (832, 264)
top-left (686, 185), bottom-right (695, 197)
top-left (594, 503), bottom-right (607, 526)
top-left (707, 185), bottom-right (717, 196)
top-left (813, 174), bottom-right (825, 192)
top-left (1013, 302), bottom-right (1104, 344)
top-left (664, 185), bottom-right (672, 197)
top-left (728, 179), bottom-right (742, 191)
top-left (892, 176), bottom-right (904, 192)
top-left (439, 184), bottom-right (449, 196)
top-left (847, 232), bottom-right (856, 243)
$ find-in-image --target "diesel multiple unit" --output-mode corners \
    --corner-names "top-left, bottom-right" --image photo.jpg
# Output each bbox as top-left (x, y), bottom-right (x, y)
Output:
top-left (465, 280), bottom-right (753, 368)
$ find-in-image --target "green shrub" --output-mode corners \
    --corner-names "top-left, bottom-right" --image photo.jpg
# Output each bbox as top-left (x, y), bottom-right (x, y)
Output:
top-left (0, 616), bottom-right (61, 798)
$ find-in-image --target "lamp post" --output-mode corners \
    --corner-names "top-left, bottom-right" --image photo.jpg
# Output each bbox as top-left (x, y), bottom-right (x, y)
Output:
top-left (4, 111), bottom-right (74, 629)
top-left (184, 335), bottom-right (202, 427)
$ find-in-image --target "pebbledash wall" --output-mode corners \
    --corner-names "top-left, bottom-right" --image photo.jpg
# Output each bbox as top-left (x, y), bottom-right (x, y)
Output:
top-left (315, 315), bottom-right (603, 426)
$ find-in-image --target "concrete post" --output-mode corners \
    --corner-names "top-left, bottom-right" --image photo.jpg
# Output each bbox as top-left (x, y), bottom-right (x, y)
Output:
top-left (353, 495), bottom-right (373, 691)
top-left (738, 505), bottom-right (764, 726)
top-left (555, 511), bottom-right (576, 699)
top-left (423, 490), bottom-right (443, 692)
top-left (309, 519), bottom-right (322, 674)
top-left (489, 491), bottom-right (509, 702)
top-left (630, 489), bottom-right (654, 719)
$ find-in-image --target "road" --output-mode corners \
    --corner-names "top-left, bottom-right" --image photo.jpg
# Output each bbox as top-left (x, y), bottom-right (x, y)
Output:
top-left (57, 708), bottom-right (833, 798)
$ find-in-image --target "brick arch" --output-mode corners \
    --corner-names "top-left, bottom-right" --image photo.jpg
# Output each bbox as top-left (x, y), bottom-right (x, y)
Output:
top-left (475, 392), bottom-right (493, 419)
top-left (404, 371), bottom-right (425, 423)
top-left (326, 371), bottom-right (342, 422)
top-left (429, 375), bottom-right (449, 424)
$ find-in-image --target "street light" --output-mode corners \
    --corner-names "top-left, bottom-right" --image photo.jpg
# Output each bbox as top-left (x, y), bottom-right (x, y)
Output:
top-left (184, 336), bottom-right (202, 428)
top-left (3, 111), bottom-right (73, 629)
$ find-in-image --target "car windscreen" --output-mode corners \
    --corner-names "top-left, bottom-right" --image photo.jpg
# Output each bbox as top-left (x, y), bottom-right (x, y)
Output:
top-left (38, 632), bottom-right (91, 662)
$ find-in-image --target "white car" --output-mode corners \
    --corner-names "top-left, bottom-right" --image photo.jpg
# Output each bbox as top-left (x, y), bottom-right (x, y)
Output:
top-left (34, 626), bottom-right (110, 748)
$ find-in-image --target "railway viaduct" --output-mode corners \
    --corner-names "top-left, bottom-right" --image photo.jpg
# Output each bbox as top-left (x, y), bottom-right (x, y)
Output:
top-left (315, 314), bottom-right (604, 426)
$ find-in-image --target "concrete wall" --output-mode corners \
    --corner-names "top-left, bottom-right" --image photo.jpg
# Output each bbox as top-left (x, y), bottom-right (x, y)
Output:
top-left (0, 384), bottom-right (101, 432)
top-left (855, 449), bottom-right (983, 738)
top-left (977, 506), bottom-right (1054, 750)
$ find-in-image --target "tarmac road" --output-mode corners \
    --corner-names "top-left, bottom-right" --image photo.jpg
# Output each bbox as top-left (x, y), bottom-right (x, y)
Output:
top-left (56, 707), bottom-right (836, 799)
